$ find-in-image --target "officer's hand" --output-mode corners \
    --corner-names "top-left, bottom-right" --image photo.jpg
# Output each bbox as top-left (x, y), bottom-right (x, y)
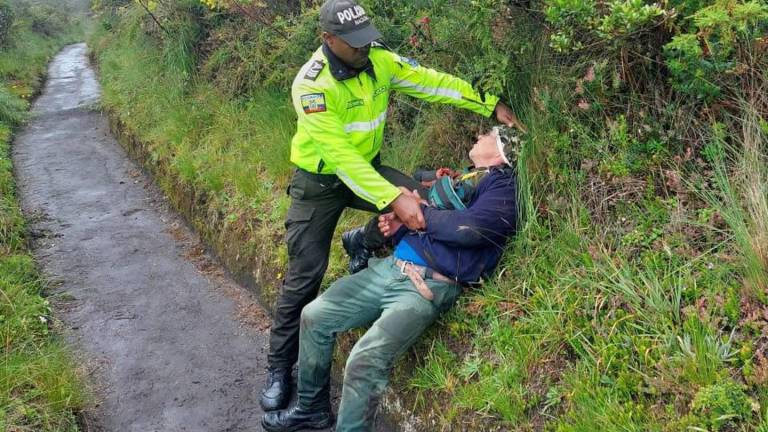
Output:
top-left (391, 191), bottom-right (425, 231)
top-left (401, 187), bottom-right (428, 206)
top-left (378, 212), bottom-right (403, 238)
top-left (494, 102), bottom-right (527, 132)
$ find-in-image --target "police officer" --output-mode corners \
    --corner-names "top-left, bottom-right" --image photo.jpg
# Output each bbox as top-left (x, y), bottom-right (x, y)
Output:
top-left (261, 0), bottom-right (523, 412)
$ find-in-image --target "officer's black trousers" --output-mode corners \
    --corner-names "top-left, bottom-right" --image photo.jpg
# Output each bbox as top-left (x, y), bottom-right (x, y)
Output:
top-left (267, 165), bottom-right (423, 369)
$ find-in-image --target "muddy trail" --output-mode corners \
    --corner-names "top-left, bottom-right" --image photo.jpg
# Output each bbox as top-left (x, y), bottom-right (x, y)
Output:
top-left (11, 43), bottom-right (359, 432)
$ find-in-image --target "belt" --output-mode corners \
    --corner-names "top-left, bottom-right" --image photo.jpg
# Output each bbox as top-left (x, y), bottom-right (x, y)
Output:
top-left (394, 258), bottom-right (454, 301)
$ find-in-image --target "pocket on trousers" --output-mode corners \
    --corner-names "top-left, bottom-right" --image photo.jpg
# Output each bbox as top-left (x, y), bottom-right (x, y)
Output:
top-left (285, 205), bottom-right (315, 254)
top-left (428, 280), bottom-right (461, 313)
top-left (288, 173), bottom-right (307, 200)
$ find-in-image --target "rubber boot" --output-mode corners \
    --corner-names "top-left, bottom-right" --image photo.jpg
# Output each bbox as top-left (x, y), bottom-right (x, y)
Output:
top-left (341, 227), bottom-right (373, 274)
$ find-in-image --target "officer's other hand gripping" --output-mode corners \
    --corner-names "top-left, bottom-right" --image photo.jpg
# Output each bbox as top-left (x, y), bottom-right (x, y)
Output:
top-left (390, 187), bottom-right (425, 231)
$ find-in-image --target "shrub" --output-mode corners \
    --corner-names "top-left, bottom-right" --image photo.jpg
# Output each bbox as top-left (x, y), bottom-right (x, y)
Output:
top-left (545, 0), bottom-right (666, 53)
top-left (29, 5), bottom-right (68, 36)
top-left (691, 380), bottom-right (753, 430)
top-left (664, 0), bottom-right (768, 101)
top-left (198, 5), bottom-right (320, 93)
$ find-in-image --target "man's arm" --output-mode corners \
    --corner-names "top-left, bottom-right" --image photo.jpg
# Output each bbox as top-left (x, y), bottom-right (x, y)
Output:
top-left (384, 50), bottom-right (524, 129)
top-left (421, 181), bottom-right (517, 249)
top-left (379, 181), bottom-right (517, 249)
top-left (385, 50), bottom-right (499, 117)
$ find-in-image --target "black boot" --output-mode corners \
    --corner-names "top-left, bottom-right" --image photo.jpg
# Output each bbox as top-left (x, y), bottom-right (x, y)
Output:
top-left (341, 227), bottom-right (372, 274)
top-left (262, 405), bottom-right (334, 432)
top-left (260, 367), bottom-right (292, 411)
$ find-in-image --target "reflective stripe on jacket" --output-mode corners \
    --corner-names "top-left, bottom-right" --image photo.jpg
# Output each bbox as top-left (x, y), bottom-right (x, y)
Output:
top-left (290, 46), bottom-right (500, 210)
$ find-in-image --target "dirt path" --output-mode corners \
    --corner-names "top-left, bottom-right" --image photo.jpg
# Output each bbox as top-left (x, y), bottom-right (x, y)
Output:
top-left (12, 43), bottom-right (280, 432)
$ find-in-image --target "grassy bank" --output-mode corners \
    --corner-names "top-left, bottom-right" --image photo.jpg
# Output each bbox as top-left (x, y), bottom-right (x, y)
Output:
top-left (0, 2), bottom-right (87, 430)
top-left (90, 0), bottom-right (768, 430)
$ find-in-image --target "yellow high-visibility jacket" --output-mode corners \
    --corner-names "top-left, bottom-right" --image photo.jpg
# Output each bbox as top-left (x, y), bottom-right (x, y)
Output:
top-left (290, 45), bottom-right (499, 210)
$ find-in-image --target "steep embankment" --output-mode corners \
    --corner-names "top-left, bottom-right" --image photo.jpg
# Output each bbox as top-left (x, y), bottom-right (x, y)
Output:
top-left (90, 1), bottom-right (768, 430)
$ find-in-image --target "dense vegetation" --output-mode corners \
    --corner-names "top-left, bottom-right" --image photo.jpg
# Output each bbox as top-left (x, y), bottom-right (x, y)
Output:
top-left (90, 0), bottom-right (767, 429)
top-left (0, 1), bottom-right (86, 430)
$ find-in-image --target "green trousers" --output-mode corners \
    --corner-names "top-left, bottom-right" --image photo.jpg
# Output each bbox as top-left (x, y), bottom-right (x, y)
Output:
top-left (268, 164), bottom-right (422, 369)
top-left (297, 256), bottom-right (461, 431)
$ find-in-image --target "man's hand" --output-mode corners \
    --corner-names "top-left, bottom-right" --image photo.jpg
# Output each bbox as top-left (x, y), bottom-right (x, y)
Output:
top-left (390, 188), bottom-right (425, 230)
top-left (494, 102), bottom-right (527, 132)
top-left (436, 167), bottom-right (459, 179)
top-left (378, 212), bottom-right (403, 237)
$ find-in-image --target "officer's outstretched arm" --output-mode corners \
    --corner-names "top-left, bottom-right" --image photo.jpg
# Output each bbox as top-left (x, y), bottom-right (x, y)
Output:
top-left (293, 88), bottom-right (400, 210)
top-left (385, 51), bottom-right (500, 118)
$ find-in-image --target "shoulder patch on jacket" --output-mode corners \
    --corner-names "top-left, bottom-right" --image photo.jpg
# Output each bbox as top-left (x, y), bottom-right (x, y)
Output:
top-left (300, 93), bottom-right (327, 114)
top-left (304, 60), bottom-right (325, 81)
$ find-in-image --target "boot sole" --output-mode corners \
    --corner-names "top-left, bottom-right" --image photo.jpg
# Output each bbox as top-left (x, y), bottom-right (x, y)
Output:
top-left (261, 416), bottom-right (334, 432)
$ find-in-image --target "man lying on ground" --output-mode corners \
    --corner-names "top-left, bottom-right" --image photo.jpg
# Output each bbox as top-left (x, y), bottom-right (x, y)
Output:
top-left (262, 126), bottom-right (521, 432)
top-left (341, 126), bottom-right (523, 274)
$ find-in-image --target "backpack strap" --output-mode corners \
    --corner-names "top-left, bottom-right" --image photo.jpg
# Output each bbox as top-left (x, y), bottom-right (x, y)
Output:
top-left (428, 176), bottom-right (467, 210)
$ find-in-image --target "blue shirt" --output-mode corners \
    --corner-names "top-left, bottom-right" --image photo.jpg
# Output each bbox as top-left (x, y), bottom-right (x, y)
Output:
top-left (392, 167), bottom-right (518, 283)
top-left (393, 238), bottom-right (428, 266)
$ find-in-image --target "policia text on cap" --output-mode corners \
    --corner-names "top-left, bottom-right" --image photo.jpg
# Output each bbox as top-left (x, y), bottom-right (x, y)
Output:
top-left (260, 0), bottom-right (525, 413)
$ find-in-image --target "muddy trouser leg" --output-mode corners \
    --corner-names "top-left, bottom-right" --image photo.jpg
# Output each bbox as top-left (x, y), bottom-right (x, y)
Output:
top-left (336, 258), bottom-right (461, 431)
top-left (267, 170), bottom-right (349, 369)
top-left (296, 259), bottom-right (388, 410)
top-left (349, 165), bottom-right (427, 250)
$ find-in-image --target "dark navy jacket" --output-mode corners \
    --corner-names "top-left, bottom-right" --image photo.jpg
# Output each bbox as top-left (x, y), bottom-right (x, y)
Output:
top-left (392, 167), bottom-right (518, 283)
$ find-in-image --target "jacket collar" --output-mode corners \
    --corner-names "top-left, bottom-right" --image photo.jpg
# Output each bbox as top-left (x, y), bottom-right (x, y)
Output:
top-left (322, 43), bottom-right (376, 81)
